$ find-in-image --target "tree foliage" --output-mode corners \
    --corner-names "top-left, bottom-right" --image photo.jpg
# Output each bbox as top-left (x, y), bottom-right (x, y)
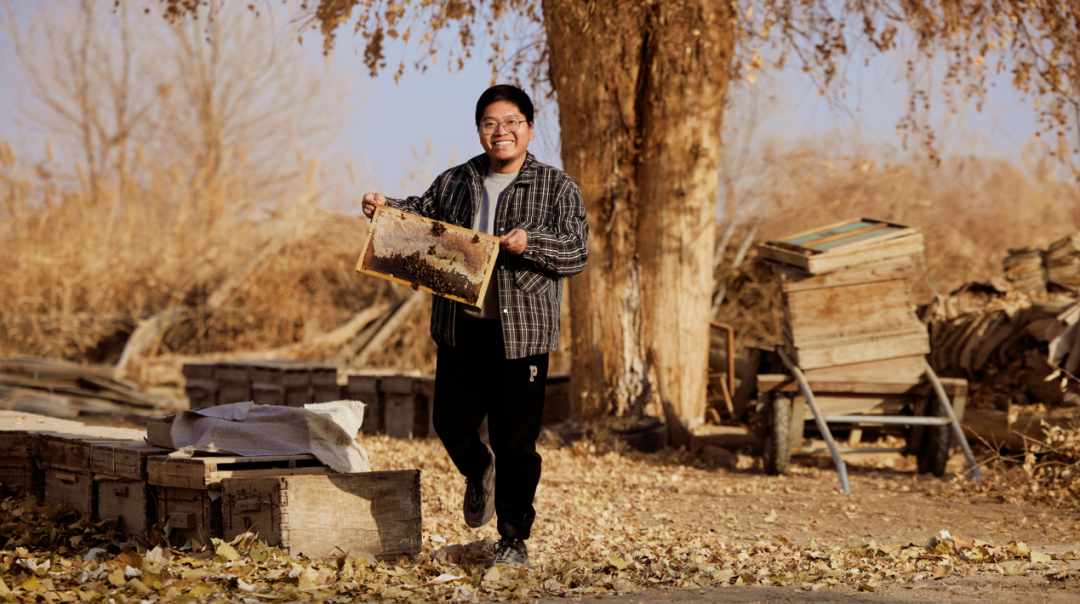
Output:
top-left (157, 0), bottom-right (1080, 169)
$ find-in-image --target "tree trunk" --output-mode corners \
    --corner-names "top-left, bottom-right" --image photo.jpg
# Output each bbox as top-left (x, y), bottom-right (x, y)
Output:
top-left (544, 0), bottom-right (736, 421)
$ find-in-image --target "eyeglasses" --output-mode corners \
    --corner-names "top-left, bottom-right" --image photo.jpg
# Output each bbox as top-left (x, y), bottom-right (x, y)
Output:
top-left (479, 118), bottom-right (527, 135)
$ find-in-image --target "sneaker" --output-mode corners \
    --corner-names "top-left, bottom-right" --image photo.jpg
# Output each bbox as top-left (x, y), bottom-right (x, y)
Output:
top-left (492, 538), bottom-right (529, 568)
top-left (463, 449), bottom-right (495, 528)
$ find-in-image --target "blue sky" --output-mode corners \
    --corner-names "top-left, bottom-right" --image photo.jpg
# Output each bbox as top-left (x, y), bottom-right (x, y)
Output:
top-left (0, 2), bottom-right (1044, 201)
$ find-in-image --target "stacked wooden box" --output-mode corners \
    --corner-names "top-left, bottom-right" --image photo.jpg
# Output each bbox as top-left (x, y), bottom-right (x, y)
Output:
top-left (147, 453), bottom-right (421, 559)
top-left (0, 411), bottom-right (85, 499)
top-left (182, 363), bottom-right (217, 409)
top-left (757, 218), bottom-right (930, 371)
top-left (0, 412), bottom-right (171, 537)
top-left (182, 361), bottom-right (344, 409)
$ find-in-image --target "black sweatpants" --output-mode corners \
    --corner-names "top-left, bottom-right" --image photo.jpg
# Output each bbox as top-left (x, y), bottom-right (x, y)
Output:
top-left (432, 313), bottom-right (549, 541)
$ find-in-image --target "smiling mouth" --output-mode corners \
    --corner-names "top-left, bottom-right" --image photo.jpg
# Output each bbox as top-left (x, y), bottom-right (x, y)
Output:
top-left (493, 140), bottom-right (513, 148)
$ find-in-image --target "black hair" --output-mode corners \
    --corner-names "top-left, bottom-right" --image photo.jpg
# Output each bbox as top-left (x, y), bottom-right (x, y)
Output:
top-left (475, 84), bottom-right (534, 127)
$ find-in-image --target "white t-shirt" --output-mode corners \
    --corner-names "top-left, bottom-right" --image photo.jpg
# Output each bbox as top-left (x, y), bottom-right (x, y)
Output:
top-left (462, 169), bottom-right (518, 319)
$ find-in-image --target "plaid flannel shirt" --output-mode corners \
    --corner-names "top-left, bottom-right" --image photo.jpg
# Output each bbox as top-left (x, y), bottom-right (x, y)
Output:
top-left (385, 152), bottom-right (589, 359)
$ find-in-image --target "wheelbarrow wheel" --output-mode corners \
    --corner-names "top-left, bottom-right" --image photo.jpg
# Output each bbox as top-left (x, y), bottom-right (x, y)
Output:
top-left (917, 402), bottom-right (950, 477)
top-left (764, 392), bottom-right (791, 475)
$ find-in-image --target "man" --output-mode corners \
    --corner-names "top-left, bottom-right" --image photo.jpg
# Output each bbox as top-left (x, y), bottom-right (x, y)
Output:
top-left (361, 85), bottom-right (589, 568)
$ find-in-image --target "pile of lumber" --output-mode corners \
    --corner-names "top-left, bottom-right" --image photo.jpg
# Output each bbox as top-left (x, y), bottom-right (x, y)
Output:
top-left (923, 288), bottom-right (1080, 408)
top-left (757, 218), bottom-right (930, 371)
top-left (1003, 231), bottom-right (1080, 294)
top-left (0, 358), bottom-right (176, 418)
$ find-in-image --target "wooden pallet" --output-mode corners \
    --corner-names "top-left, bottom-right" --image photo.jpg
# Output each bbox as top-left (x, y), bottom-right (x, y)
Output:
top-left (147, 454), bottom-right (333, 490)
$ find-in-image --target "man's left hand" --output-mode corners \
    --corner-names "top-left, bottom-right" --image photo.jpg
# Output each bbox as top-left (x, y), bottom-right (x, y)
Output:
top-left (500, 229), bottom-right (528, 255)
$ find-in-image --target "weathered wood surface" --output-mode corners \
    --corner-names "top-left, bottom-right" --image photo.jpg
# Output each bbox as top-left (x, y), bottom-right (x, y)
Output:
top-left (785, 329), bottom-right (931, 370)
top-left (221, 471), bottom-right (422, 560)
top-left (783, 279), bottom-right (922, 346)
top-left (0, 458), bottom-right (43, 498)
top-left (38, 429), bottom-right (147, 470)
top-left (757, 374), bottom-right (968, 396)
top-left (758, 231), bottom-right (924, 275)
top-left (776, 256), bottom-right (916, 293)
top-left (91, 442), bottom-right (171, 481)
top-left (802, 355), bottom-right (927, 382)
top-left (357, 205), bottom-right (501, 307)
top-left (44, 467), bottom-right (94, 515)
top-left (0, 411), bottom-right (85, 457)
top-left (148, 454), bottom-right (331, 490)
top-left (96, 477), bottom-right (154, 537)
top-left (157, 486), bottom-right (222, 545)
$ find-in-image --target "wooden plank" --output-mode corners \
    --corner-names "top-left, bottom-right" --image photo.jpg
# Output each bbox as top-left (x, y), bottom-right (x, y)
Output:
top-left (805, 233), bottom-right (924, 274)
top-left (782, 218), bottom-right (872, 246)
top-left (147, 454), bottom-right (325, 489)
top-left (787, 329), bottom-right (930, 370)
top-left (757, 374), bottom-right (966, 396)
top-left (357, 205), bottom-right (502, 307)
top-left (794, 394), bottom-right (909, 418)
top-left (802, 355), bottom-right (928, 381)
top-left (90, 442), bottom-right (171, 480)
top-left (775, 256), bottom-right (916, 293)
top-left (275, 470), bottom-right (422, 560)
top-left (795, 222), bottom-right (887, 249)
top-left (39, 432), bottom-right (145, 470)
top-left (783, 279), bottom-right (920, 345)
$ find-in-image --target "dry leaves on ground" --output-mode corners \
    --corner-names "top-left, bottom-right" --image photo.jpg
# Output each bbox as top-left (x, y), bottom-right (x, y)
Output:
top-left (2, 435), bottom-right (1078, 602)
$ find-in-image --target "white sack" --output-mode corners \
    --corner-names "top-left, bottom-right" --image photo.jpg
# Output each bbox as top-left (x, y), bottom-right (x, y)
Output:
top-left (170, 400), bottom-right (370, 473)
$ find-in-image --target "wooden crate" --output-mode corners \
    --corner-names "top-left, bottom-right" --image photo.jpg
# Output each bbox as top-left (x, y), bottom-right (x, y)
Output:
top-left (250, 362), bottom-right (286, 406)
top-left (215, 363), bottom-right (252, 406)
top-left (183, 363), bottom-right (218, 409)
top-left (346, 375), bottom-right (382, 435)
top-left (356, 205), bottom-right (501, 306)
top-left (45, 467), bottom-right (95, 515)
top-left (149, 454), bottom-right (331, 546)
top-left (157, 485), bottom-right (222, 545)
top-left (0, 458), bottom-right (43, 499)
top-left (221, 471), bottom-right (421, 559)
top-left (382, 376), bottom-right (428, 439)
top-left (97, 476), bottom-right (155, 536)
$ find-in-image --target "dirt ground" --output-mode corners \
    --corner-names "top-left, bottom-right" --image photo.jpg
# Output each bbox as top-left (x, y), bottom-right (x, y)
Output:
top-left (532, 451), bottom-right (1080, 604)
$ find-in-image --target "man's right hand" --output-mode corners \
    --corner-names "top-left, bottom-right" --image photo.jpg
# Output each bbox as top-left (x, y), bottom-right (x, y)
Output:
top-left (362, 193), bottom-right (386, 219)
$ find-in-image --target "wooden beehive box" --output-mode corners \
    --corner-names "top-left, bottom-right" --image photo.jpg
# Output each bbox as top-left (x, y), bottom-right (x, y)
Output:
top-left (357, 205), bottom-right (501, 306)
top-left (221, 471), bottom-right (421, 559)
top-left (759, 219), bottom-right (930, 371)
top-left (346, 375), bottom-right (383, 435)
top-left (757, 218), bottom-right (924, 275)
top-left (0, 411), bottom-right (85, 498)
top-left (149, 454), bottom-right (334, 545)
top-left (148, 454), bottom-right (421, 559)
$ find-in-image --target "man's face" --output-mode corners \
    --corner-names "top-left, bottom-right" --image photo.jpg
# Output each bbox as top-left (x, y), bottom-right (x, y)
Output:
top-left (478, 101), bottom-right (534, 170)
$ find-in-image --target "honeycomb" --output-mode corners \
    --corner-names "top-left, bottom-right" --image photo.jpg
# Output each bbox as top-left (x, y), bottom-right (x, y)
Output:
top-left (360, 208), bottom-right (499, 305)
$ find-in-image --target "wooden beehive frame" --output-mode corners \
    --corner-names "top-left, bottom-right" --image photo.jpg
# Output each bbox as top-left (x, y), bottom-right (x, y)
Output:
top-left (356, 205), bottom-right (502, 306)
